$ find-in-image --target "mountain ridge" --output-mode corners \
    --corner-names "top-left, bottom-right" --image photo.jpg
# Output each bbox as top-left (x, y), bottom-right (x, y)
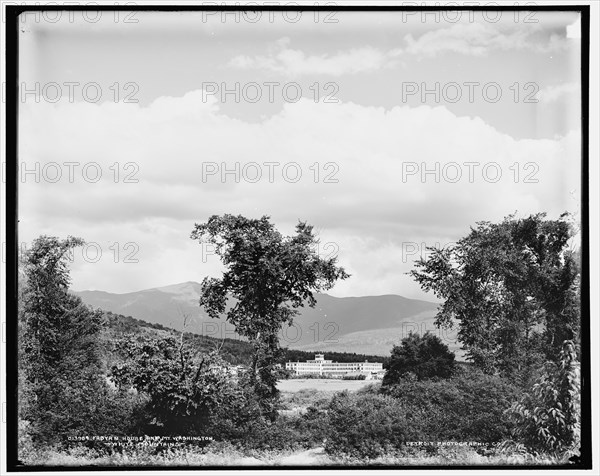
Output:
top-left (75, 281), bottom-right (437, 300)
top-left (74, 281), bottom-right (446, 356)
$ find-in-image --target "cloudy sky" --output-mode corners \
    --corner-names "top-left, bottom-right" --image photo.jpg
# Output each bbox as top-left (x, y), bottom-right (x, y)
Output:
top-left (17, 9), bottom-right (582, 300)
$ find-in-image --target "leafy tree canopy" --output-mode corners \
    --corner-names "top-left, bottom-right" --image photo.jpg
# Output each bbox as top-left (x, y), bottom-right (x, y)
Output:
top-left (191, 215), bottom-right (349, 406)
top-left (382, 331), bottom-right (456, 385)
top-left (20, 236), bottom-right (114, 445)
top-left (410, 213), bottom-right (580, 380)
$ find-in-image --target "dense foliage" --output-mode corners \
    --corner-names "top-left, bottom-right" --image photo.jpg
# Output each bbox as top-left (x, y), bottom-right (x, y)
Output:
top-left (107, 333), bottom-right (330, 452)
top-left (323, 367), bottom-right (520, 459)
top-left (325, 391), bottom-right (417, 458)
top-left (191, 214), bottom-right (349, 412)
top-left (382, 332), bottom-right (456, 384)
top-left (19, 236), bottom-right (133, 446)
top-left (110, 334), bottom-right (240, 436)
top-left (505, 340), bottom-right (581, 455)
top-left (384, 367), bottom-right (520, 444)
top-left (410, 213), bottom-right (579, 381)
top-left (105, 311), bottom-right (256, 365)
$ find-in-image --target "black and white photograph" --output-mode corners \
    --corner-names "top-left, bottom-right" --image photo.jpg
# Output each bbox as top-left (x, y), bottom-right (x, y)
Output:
top-left (1, 2), bottom-right (597, 472)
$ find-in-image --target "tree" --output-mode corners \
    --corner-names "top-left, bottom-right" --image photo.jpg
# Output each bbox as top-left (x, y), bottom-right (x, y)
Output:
top-left (382, 331), bottom-right (456, 385)
top-left (409, 213), bottom-right (580, 380)
top-left (190, 215), bottom-right (349, 413)
top-left (19, 236), bottom-right (112, 445)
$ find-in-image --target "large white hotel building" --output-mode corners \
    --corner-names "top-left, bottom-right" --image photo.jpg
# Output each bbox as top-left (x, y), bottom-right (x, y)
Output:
top-left (285, 354), bottom-right (384, 378)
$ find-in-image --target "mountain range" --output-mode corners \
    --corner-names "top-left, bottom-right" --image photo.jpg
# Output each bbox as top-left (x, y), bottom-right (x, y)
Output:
top-left (74, 282), bottom-right (462, 357)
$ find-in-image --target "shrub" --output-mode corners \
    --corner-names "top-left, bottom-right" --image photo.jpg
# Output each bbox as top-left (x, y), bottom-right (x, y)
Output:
top-left (210, 392), bottom-right (311, 452)
top-left (383, 332), bottom-right (456, 386)
top-left (383, 366), bottom-right (520, 444)
top-left (207, 375), bottom-right (265, 442)
top-left (356, 383), bottom-right (381, 395)
top-left (288, 373), bottom-right (324, 379)
top-left (342, 373), bottom-right (367, 380)
top-left (293, 405), bottom-right (331, 446)
top-left (280, 388), bottom-right (330, 410)
top-left (505, 340), bottom-right (580, 456)
top-left (325, 391), bottom-right (420, 458)
top-left (246, 417), bottom-right (307, 451)
top-left (110, 335), bottom-right (240, 437)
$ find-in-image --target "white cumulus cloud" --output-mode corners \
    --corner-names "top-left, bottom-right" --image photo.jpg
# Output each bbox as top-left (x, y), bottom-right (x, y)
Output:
top-left (18, 93), bottom-right (581, 297)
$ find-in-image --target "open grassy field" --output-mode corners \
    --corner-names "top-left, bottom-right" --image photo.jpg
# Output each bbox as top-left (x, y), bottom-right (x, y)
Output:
top-left (277, 378), bottom-right (380, 393)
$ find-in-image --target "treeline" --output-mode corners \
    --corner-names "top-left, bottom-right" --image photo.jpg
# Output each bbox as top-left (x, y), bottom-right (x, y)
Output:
top-left (281, 349), bottom-right (391, 368)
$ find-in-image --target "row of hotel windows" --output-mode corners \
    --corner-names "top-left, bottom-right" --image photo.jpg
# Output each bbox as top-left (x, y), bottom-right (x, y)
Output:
top-left (286, 355), bottom-right (384, 373)
top-left (286, 364), bottom-right (383, 368)
top-left (286, 363), bottom-right (383, 371)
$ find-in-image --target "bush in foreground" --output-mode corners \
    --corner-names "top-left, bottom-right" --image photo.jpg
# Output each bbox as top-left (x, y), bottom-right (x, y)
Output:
top-left (505, 340), bottom-right (581, 456)
top-left (324, 366), bottom-right (519, 459)
top-left (383, 367), bottom-right (520, 444)
top-left (325, 391), bottom-right (421, 459)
